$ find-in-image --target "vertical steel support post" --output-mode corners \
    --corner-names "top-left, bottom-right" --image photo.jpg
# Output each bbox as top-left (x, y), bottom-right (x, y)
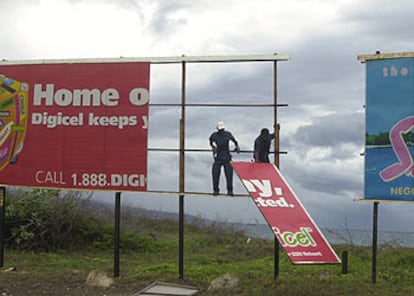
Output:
top-left (114, 192), bottom-right (121, 277)
top-left (273, 58), bottom-right (280, 278)
top-left (341, 250), bottom-right (348, 274)
top-left (273, 59), bottom-right (280, 168)
top-left (178, 59), bottom-right (186, 279)
top-left (0, 186), bottom-right (5, 268)
top-left (372, 202), bottom-right (379, 284)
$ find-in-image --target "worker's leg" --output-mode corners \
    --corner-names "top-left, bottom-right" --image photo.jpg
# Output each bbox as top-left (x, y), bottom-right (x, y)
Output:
top-left (223, 161), bottom-right (233, 195)
top-left (212, 160), bottom-right (222, 195)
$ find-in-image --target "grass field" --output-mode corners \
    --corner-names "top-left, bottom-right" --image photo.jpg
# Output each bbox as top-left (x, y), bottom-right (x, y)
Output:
top-left (2, 214), bottom-right (414, 296)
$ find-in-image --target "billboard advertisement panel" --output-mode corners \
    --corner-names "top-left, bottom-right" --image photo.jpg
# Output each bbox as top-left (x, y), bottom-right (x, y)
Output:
top-left (362, 55), bottom-right (414, 200)
top-left (0, 61), bottom-right (149, 192)
top-left (232, 161), bottom-right (340, 264)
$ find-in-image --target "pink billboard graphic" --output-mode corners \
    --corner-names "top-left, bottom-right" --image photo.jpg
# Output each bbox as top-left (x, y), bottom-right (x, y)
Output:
top-left (0, 61), bottom-right (150, 192)
top-left (232, 161), bottom-right (340, 264)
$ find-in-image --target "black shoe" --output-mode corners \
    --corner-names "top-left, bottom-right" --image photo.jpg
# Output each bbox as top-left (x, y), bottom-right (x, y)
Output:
top-left (213, 191), bottom-right (219, 196)
top-left (227, 191), bottom-right (234, 196)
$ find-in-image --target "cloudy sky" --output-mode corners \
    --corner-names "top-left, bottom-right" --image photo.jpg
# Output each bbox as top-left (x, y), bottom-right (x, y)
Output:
top-left (2, 0), bottom-right (414, 233)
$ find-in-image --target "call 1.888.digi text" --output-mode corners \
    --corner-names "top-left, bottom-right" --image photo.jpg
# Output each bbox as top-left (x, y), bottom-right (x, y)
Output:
top-left (35, 170), bottom-right (146, 188)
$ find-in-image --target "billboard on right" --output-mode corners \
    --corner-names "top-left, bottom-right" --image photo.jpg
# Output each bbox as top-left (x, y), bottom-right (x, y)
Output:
top-left (358, 52), bottom-right (414, 200)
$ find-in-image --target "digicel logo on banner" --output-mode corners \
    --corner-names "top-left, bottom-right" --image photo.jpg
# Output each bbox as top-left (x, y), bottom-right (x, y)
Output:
top-left (232, 162), bottom-right (340, 264)
top-left (0, 62), bottom-right (150, 192)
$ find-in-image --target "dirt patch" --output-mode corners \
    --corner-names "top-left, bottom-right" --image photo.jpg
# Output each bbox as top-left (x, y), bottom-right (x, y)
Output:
top-left (0, 269), bottom-right (151, 296)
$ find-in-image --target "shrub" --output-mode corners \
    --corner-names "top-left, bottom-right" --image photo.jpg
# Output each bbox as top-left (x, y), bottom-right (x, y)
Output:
top-left (5, 188), bottom-right (105, 251)
top-left (4, 188), bottom-right (165, 253)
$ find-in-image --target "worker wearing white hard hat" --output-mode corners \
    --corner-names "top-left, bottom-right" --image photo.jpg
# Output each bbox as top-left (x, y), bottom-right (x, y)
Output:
top-left (209, 121), bottom-right (240, 195)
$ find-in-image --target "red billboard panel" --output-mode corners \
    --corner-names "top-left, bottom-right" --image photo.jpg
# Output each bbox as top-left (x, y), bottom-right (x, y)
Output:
top-left (0, 61), bottom-right (149, 192)
top-left (232, 161), bottom-right (340, 264)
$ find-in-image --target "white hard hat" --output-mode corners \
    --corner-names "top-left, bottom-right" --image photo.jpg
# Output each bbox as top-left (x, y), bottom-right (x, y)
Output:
top-left (216, 121), bottom-right (225, 130)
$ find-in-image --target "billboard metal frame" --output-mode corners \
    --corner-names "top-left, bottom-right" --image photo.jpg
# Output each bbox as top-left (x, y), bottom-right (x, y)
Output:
top-left (155, 53), bottom-right (291, 279)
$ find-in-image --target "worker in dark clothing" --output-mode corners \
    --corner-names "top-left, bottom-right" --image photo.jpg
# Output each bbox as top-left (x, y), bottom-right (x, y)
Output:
top-left (254, 128), bottom-right (274, 163)
top-left (209, 121), bottom-right (240, 196)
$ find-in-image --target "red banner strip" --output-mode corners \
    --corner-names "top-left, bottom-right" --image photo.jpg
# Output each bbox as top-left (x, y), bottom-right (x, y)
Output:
top-left (232, 161), bottom-right (340, 264)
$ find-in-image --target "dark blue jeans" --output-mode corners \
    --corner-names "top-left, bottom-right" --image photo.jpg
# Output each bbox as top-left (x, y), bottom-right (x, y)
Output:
top-left (212, 159), bottom-right (233, 193)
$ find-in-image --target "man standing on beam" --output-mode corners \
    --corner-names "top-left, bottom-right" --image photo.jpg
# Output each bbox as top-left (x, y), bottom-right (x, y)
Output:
top-left (209, 121), bottom-right (240, 196)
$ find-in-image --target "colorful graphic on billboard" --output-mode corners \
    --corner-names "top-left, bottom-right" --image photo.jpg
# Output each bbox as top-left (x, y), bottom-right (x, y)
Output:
top-left (0, 61), bottom-right (150, 192)
top-left (0, 75), bottom-right (29, 172)
top-left (232, 161), bottom-right (340, 264)
top-left (362, 55), bottom-right (414, 200)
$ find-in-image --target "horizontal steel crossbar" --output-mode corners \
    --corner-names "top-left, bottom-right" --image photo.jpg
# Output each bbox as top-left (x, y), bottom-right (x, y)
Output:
top-left (148, 148), bottom-right (288, 154)
top-left (149, 103), bottom-right (289, 107)
top-left (0, 54), bottom-right (291, 65)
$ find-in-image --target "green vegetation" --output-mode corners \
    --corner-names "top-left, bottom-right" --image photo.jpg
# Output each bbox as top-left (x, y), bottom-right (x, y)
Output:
top-left (2, 189), bottom-right (414, 295)
top-left (366, 132), bottom-right (391, 145)
top-left (366, 131), bottom-right (414, 146)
